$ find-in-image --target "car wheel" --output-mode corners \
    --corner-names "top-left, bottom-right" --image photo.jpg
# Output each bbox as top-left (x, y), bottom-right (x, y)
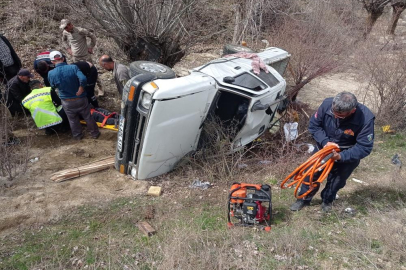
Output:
top-left (222, 44), bottom-right (255, 56)
top-left (129, 61), bottom-right (176, 79)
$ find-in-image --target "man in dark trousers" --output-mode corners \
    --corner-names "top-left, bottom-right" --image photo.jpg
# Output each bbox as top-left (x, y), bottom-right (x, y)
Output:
top-left (72, 61), bottom-right (99, 108)
top-left (48, 51), bottom-right (100, 140)
top-left (33, 50), bottom-right (66, 87)
top-left (5, 69), bottom-right (33, 116)
top-left (290, 92), bottom-right (375, 212)
top-left (0, 33), bottom-right (22, 84)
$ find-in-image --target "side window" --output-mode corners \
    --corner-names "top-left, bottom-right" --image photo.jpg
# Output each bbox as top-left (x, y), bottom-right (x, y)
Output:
top-left (256, 69), bottom-right (279, 88)
top-left (270, 58), bottom-right (290, 76)
top-left (230, 72), bottom-right (267, 91)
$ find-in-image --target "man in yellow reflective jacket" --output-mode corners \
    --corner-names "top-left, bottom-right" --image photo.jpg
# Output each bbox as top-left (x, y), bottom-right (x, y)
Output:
top-left (22, 80), bottom-right (69, 135)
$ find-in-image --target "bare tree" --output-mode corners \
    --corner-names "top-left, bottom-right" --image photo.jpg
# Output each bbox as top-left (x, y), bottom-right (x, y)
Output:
top-left (387, 0), bottom-right (406, 35)
top-left (0, 76), bottom-right (32, 183)
top-left (357, 44), bottom-right (406, 129)
top-left (269, 1), bottom-right (356, 101)
top-left (231, 0), bottom-right (293, 45)
top-left (231, 0), bottom-right (265, 44)
top-left (360, 0), bottom-right (391, 37)
top-left (68, 0), bottom-right (225, 67)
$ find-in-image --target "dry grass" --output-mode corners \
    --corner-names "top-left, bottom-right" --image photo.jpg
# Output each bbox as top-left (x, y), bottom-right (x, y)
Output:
top-left (1, 1), bottom-right (406, 269)
top-left (0, 131), bottom-right (405, 269)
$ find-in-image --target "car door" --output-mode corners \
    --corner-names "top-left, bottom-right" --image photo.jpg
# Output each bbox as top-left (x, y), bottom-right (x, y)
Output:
top-left (136, 74), bottom-right (217, 179)
top-left (232, 68), bottom-right (286, 149)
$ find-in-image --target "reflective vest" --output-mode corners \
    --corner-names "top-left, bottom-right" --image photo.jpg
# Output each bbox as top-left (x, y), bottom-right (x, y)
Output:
top-left (22, 87), bottom-right (62, 129)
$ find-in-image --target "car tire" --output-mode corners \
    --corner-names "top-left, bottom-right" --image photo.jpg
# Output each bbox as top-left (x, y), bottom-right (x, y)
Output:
top-left (129, 61), bottom-right (176, 79)
top-left (222, 44), bottom-right (255, 56)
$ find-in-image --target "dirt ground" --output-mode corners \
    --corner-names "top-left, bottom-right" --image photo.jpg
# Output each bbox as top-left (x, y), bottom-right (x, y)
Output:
top-left (1, 13), bottom-right (405, 237)
top-left (0, 69), bottom-right (148, 235)
top-left (0, 69), bottom-right (359, 237)
top-left (0, 123), bottom-right (148, 234)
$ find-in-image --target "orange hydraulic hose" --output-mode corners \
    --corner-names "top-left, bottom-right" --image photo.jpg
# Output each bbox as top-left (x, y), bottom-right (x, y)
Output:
top-left (280, 145), bottom-right (340, 199)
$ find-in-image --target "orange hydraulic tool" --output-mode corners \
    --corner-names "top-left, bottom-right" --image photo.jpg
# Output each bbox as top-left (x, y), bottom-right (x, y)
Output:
top-left (280, 145), bottom-right (340, 199)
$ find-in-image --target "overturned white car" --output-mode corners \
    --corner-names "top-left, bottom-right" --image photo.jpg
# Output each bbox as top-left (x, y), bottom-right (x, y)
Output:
top-left (116, 47), bottom-right (290, 179)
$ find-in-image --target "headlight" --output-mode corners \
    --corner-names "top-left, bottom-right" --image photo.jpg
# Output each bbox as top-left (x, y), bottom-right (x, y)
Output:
top-left (140, 91), bottom-right (152, 110)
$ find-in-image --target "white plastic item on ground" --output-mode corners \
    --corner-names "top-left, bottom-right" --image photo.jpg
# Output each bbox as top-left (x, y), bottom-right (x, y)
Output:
top-left (189, 179), bottom-right (212, 190)
top-left (306, 144), bottom-right (315, 153)
top-left (351, 178), bottom-right (368, 185)
top-left (29, 157), bottom-right (39, 163)
top-left (259, 160), bottom-right (272, 165)
top-left (283, 122), bottom-right (298, 142)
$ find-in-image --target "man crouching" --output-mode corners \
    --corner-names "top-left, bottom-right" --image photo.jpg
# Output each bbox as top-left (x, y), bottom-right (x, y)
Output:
top-left (290, 92), bottom-right (375, 212)
top-left (23, 80), bottom-right (70, 135)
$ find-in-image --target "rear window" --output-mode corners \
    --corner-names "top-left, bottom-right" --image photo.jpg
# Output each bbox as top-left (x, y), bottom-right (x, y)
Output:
top-left (230, 72), bottom-right (267, 91)
top-left (256, 70), bottom-right (279, 88)
top-left (270, 58), bottom-right (289, 76)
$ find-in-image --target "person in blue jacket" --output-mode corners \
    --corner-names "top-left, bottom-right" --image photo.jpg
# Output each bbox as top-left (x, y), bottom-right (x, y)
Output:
top-left (290, 92), bottom-right (375, 212)
top-left (48, 51), bottom-right (100, 140)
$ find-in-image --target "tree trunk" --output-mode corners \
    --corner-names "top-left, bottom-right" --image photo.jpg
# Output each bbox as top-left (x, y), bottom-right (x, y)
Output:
top-left (364, 10), bottom-right (384, 38)
top-left (387, 3), bottom-right (406, 35)
top-left (232, 3), bottom-right (242, 44)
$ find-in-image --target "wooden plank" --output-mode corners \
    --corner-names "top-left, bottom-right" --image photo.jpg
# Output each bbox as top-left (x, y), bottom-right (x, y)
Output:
top-left (137, 221), bottom-right (156, 237)
top-left (50, 156), bottom-right (115, 182)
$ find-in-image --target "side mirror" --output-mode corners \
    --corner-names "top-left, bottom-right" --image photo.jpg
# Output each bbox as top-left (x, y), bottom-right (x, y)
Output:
top-left (223, 76), bottom-right (235, 83)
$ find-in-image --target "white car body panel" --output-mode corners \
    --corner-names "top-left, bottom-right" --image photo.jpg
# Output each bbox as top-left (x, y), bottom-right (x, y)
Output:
top-left (256, 47), bottom-right (290, 65)
top-left (118, 47), bottom-right (290, 180)
top-left (137, 76), bottom-right (217, 179)
top-left (152, 73), bottom-right (216, 99)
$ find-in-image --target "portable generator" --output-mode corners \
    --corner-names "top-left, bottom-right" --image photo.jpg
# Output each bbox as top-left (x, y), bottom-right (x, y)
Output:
top-left (227, 183), bottom-right (272, 231)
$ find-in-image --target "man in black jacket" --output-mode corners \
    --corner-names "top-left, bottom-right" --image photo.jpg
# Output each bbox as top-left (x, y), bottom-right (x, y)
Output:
top-left (0, 34), bottom-right (22, 84)
top-left (72, 61), bottom-right (99, 108)
top-left (5, 69), bottom-right (33, 116)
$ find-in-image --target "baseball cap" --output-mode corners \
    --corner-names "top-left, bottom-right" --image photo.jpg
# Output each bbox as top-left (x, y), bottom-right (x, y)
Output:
top-left (49, 51), bottom-right (63, 61)
top-left (59, 19), bottom-right (70, 29)
top-left (17, 69), bottom-right (34, 78)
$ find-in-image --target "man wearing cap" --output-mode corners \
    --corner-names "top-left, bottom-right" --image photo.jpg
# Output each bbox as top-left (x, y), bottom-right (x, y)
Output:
top-left (48, 51), bottom-right (100, 140)
top-left (99, 55), bottom-right (130, 97)
top-left (33, 50), bottom-right (66, 87)
top-left (0, 33), bottom-right (22, 84)
top-left (5, 69), bottom-right (33, 116)
top-left (60, 19), bottom-right (104, 97)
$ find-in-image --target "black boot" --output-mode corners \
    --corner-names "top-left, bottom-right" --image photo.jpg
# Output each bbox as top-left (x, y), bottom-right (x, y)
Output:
top-left (290, 199), bottom-right (310, 211)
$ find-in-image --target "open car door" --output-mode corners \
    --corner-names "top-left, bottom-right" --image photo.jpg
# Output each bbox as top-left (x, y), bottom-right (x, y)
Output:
top-left (136, 74), bottom-right (217, 179)
top-left (228, 68), bottom-right (286, 149)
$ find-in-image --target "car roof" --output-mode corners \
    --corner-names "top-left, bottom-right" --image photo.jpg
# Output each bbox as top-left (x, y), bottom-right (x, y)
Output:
top-left (193, 47), bottom-right (289, 77)
top-left (192, 47), bottom-right (289, 95)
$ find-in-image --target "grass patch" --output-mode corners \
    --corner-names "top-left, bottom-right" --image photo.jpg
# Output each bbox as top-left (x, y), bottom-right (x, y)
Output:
top-left (1, 132), bottom-right (406, 269)
top-left (379, 133), bottom-right (406, 151)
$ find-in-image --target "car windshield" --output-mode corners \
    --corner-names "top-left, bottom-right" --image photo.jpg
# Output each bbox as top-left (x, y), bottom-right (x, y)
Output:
top-left (256, 69), bottom-right (279, 88)
top-left (230, 72), bottom-right (267, 91)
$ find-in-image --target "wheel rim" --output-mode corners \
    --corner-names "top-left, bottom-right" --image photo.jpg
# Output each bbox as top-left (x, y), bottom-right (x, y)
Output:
top-left (139, 63), bottom-right (167, 73)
